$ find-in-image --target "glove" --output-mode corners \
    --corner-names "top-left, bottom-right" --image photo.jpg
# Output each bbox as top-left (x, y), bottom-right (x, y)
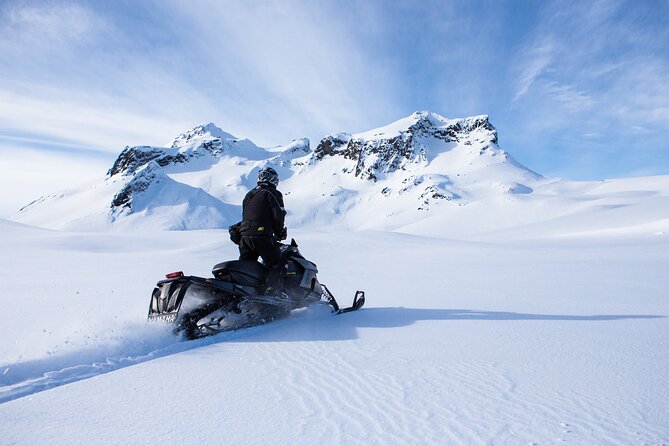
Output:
top-left (278, 227), bottom-right (287, 241)
top-left (228, 222), bottom-right (242, 245)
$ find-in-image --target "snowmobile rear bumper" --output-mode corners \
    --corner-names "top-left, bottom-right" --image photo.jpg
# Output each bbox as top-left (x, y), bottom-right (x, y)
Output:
top-left (148, 275), bottom-right (254, 323)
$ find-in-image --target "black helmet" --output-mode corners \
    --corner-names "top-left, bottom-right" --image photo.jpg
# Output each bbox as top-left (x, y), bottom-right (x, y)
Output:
top-left (257, 166), bottom-right (279, 187)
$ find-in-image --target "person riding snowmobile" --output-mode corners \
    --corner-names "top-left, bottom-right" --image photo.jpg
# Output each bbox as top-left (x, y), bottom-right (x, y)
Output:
top-left (238, 166), bottom-right (288, 295)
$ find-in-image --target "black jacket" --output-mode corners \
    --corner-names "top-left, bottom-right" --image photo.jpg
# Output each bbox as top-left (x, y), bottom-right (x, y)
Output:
top-left (241, 184), bottom-right (286, 237)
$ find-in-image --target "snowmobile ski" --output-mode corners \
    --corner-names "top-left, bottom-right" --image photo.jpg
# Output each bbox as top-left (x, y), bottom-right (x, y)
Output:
top-left (321, 284), bottom-right (365, 314)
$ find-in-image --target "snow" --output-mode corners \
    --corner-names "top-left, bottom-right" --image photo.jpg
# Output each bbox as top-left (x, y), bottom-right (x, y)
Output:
top-left (1, 115), bottom-right (668, 444)
top-left (353, 111), bottom-right (485, 142)
top-left (1, 215), bottom-right (668, 444)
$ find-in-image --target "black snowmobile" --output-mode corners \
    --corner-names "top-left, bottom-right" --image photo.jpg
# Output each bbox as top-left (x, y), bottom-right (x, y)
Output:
top-left (148, 239), bottom-right (364, 339)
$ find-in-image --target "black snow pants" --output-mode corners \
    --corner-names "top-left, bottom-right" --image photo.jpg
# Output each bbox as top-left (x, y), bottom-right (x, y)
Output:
top-left (238, 235), bottom-right (285, 292)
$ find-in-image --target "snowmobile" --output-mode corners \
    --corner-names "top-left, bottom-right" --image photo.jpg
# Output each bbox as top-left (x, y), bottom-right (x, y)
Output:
top-left (148, 239), bottom-right (365, 339)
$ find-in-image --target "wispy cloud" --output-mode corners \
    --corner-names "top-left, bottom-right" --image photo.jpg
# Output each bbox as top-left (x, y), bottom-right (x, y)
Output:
top-left (0, 3), bottom-right (105, 54)
top-left (513, 39), bottom-right (556, 101)
top-left (0, 2), bottom-right (214, 150)
top-left (0, 87), bottom-right (202, 151)
top-left (606, 58), bottom-right (669, 128)
top-left (157, 0), bottom-right (404, 141)
top-left (542, 81), bottom-right (596, 112)
top-left (0, 1), bottom-right (404, 150)
top-left (506, 0), bottom-right (669, 179)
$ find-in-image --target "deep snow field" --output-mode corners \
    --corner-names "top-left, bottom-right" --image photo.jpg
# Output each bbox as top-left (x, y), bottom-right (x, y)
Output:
top-left (0, 218), bottom-right (668, 445)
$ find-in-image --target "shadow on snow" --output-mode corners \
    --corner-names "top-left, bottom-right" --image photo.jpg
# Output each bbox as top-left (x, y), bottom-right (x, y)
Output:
top-left (0, 306), bottom-right (663, 404)
top-left (233, 306), bottom-right (665, 343)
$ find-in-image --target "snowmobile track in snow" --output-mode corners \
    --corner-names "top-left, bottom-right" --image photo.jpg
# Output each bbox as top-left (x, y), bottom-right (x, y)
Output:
top-left (0, 306), bottom-right (333, 404)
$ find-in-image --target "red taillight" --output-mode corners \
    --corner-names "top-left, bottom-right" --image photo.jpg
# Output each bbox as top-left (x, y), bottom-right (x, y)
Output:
top-left (165, 271), bottom-right (184, 279)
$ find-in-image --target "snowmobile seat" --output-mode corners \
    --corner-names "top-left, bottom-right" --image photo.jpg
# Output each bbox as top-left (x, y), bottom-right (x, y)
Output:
top-left (212, 260), bottom-right (267, 287)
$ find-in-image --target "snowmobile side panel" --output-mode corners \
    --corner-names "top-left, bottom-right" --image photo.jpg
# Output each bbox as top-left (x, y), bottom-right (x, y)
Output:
top-left (291, 257), bottom-right (319, 289)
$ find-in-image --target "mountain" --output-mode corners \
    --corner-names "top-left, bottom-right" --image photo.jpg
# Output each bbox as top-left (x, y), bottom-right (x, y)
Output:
top-left (12, 123), bottom-right (273, 230)
top-left (282, 111), bottom-right (542, 232)
top-left (10, 112), bottom-right (668, 237)
top-left (10, 112), bottom-right (535, 231)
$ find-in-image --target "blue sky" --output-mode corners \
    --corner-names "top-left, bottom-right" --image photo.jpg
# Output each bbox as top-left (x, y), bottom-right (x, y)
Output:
top-left (0, 0), bottom-right (668, 215)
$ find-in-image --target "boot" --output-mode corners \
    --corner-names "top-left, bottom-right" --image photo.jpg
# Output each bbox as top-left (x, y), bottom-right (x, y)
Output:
top-left (263, 264), bottom-right (286, 296)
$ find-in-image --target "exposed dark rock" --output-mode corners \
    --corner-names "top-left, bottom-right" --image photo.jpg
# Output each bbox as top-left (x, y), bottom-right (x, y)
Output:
top-left (312, 113), bottom-right (498, 181)
top-left (111, 168), bottom-right (160, 210)
top-left (107, 146), bottom-right (163, 177)
top-left (313, 134), bottom-right (351, 160)
top-left (107, 138), bottom-right (225, 178)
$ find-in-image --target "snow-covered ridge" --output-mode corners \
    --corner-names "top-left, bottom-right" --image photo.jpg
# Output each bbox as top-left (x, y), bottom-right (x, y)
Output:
top-left (108, 123), bottom-right (268, 178)
top-left (170, 122), bottom-right (237, 148)
top-left (354, 111), bottom-right (496, 142)
top-left (312, 111), bottom-right (501, 180)
top-left (10, 111), bottom-right (668, 238)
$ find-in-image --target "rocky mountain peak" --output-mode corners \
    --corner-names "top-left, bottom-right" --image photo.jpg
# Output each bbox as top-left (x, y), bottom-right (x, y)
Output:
top-left (107, 123), bottom-right (254, 178)
top-left (406, 111), bottom-right (497, 143)
top-left (170, 123), bottom-right (235, 149)
top-left (281, 138), bottom-right (310, 155)
top-left (313, 133), bottom-right (352, 161)
top-left (313, 111), bottom-right (499, 181)
top-left (269, 138), bottom-right (312, 168)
